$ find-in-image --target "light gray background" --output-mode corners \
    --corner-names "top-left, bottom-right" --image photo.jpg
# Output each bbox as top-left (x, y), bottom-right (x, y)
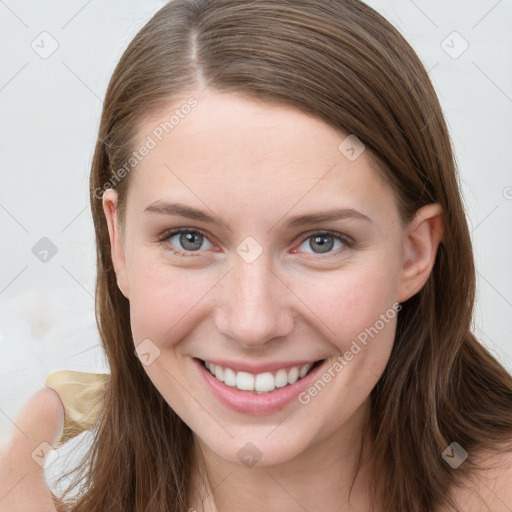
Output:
top-left (1, 0), bottom-right (511, 449)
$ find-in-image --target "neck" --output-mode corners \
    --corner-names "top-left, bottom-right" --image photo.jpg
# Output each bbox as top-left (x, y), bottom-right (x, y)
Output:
top-left (187, 398), bottom-right (378, 512)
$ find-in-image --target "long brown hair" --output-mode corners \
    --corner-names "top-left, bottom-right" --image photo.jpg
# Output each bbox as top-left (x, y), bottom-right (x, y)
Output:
top-left (56, 1), bottom-right (512, 511)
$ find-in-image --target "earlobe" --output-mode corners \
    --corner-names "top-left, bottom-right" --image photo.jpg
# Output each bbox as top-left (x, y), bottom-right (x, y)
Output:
top-left (398, 203), bottom-right (443, 302)
top-left (102, 189), bottom-right (130, 299)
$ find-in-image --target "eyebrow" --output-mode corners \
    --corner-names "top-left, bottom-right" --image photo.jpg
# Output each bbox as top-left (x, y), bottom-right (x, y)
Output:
top-left (144, 200), bottom-right (373, 228)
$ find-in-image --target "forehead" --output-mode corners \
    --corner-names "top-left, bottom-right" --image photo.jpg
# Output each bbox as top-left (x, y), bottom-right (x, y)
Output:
top-left (127, 91), bottom-right (396, 221)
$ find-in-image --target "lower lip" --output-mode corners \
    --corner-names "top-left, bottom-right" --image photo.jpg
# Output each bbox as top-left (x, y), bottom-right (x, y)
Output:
top-left (193, 357), bottom-right (327, 415)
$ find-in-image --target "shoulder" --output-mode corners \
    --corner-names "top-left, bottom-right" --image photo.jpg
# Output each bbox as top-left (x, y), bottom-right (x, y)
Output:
top-left (443, 441), bottom-right (512, 512)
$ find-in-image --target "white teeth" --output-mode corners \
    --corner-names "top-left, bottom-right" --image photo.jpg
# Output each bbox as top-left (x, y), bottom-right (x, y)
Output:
top-left (255, 372), bottom-right (275, 392)
top-left (275, 369), bottom-right (288, 388)
top-left (299, 364), bottom-right (310, 378)
top-left (287, 366), bottom-right (299, 384)
top-left (204, 360), bottom-right (316, 393)
top-left (214, 365), bottom-right (224, 382)
top-left (236, 371), bottom-right (254, 391)
top-left (223, 367), bottom-right (237, 387)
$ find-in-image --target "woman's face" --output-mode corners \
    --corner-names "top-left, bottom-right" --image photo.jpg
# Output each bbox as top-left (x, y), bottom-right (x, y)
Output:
top-left (103, 90), bottom-right (441, 467)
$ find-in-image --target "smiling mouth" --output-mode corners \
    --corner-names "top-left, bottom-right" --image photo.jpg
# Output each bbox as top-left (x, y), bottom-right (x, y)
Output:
top-left (198, 358), bottom-right (325, 394)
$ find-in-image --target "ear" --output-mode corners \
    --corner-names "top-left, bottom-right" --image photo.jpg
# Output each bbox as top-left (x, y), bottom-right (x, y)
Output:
top-left (398, 203), bottom-right (443, 302)
top-left (102, 189), bottom-right (130, 299)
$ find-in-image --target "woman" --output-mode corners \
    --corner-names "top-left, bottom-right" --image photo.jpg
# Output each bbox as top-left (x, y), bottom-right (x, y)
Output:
top-left (1, 1), bottom-right (512, 511)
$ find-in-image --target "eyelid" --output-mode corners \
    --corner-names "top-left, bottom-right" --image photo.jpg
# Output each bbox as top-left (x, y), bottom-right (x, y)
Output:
top-left (157, 227), bottom-right (217, 257)
top-left (295, 229), bottom-right (354, 247)
top-left (157, 227), bottom-right (355, 257)
top-left (157, 227), bottom-right (211, 243)
top-left (291, 229), bottom-right (354, 259)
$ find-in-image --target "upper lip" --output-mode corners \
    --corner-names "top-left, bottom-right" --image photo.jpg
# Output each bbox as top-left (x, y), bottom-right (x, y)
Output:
top-left (196, 357), bottom-right (325, 374)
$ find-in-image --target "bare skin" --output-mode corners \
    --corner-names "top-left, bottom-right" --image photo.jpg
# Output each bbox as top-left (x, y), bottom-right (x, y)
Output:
top-left (0, 387), bottom-right (66, 512)
top-left (103, 90), bottom-right (441, 511)
top-left (1, 386), bottom-right (511, 511)
top-left (1, 91), bottom-right (511, 511)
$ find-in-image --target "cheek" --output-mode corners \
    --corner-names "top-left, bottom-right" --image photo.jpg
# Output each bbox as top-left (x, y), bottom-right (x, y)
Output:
top-left (292, 257), bottom-right (400, 350)
top-left (127, 240), bottom-right (402, 357)
top-left (127, 259), bottom-right (215, 347)
top-left (293, 264), bottom-right (400, 420)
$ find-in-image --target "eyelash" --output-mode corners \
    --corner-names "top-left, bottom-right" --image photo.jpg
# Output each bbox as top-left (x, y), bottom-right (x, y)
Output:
top-left (157, 228), bottom-right (355, 259)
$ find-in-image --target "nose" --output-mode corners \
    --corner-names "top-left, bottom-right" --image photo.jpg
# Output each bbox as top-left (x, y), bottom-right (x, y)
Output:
top-left (214, 252), bottom-right (295, 349)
